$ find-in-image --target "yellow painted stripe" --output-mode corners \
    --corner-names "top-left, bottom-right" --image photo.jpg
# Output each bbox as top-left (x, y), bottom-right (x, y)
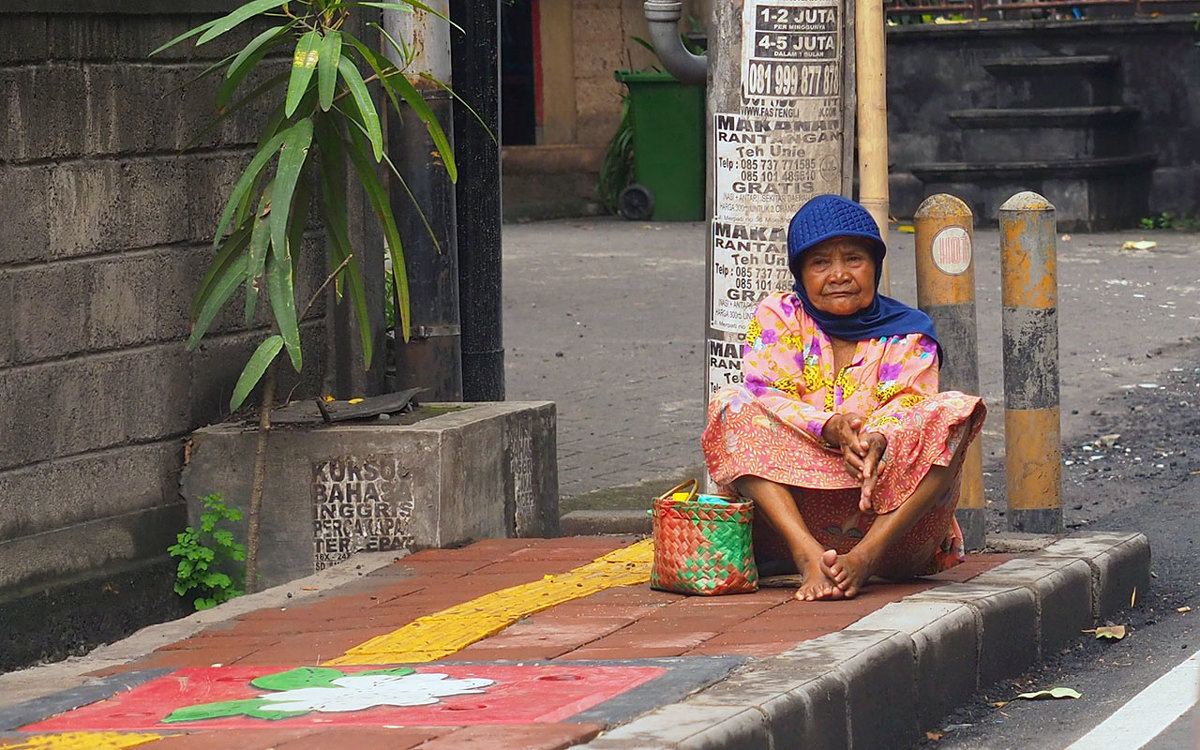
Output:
top-left (329, 538), bottom-right (655, 665)
top-left (0, 733), bottom-right (169, 749)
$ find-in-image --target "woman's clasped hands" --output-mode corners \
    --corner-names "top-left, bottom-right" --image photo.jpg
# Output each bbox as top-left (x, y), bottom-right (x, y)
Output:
top-left (823, 413), bottom-right (887, 513)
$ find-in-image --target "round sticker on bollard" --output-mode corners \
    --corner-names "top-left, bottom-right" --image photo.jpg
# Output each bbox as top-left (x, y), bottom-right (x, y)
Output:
top-left (931, 226), bottom-right (972, 275)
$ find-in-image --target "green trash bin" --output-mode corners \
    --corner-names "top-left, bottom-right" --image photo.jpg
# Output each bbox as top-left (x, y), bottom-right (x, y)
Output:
top-left (614, 70), bottom-right (705, 221)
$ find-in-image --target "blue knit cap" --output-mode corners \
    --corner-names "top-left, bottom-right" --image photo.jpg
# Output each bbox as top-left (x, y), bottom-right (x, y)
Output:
top-left (786, 194), bottom-right (886, 278)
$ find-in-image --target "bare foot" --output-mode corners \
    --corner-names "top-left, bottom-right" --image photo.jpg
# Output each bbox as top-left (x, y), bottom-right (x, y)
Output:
top-left (794, 560), bottom-right (843, 602)
top-left (826, 548), bottom-right (876, 598)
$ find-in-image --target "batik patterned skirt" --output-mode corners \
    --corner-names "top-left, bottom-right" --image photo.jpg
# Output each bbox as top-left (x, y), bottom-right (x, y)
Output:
top-left (701, 388), bottom-right (986, 576)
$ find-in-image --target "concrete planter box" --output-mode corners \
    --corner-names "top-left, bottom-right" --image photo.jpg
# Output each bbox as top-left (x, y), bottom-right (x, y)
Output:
top-left (180, 401), bottom-right (558, 589)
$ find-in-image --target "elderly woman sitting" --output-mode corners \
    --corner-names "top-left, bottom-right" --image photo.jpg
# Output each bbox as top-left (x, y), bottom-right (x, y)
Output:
top-left (702, 195), bottom-right (986, 601)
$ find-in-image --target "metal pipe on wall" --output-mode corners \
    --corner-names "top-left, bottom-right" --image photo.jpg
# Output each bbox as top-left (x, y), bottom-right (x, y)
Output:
top-left (384, 1), bottom-right (463, 401)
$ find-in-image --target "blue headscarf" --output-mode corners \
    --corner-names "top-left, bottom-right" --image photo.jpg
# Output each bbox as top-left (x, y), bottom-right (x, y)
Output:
top-left (787, 195), bottom-right (941, 360)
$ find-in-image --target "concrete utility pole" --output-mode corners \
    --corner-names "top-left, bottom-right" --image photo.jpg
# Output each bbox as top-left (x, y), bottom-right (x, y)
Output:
top-left (385, 1), bottom-right (463, 401)
top-left (644, 0), bottom-right (856, 410)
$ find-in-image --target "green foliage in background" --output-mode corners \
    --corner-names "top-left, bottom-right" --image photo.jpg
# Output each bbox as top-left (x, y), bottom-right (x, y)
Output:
top-left (169, 493), bottom-right (248, 610)
top-left (155, 0), bottom-right (459, 410)
top-left (1140, 212), bottom-right (1200, 231)
top-left (597, 93), bottom-right (635, 214)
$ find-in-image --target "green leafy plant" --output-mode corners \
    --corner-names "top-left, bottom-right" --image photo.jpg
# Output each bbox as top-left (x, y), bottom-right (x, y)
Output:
top-left (597, 93), bottom-right (634, 214)
top-left (169, 493), bottom-right (248, 610)
top-left (157, 0), bottom-right (466, 594)
top-left (1139, 212), bottom-right (1200, 231)
top-left (155, 0), bottom-right (459, 412)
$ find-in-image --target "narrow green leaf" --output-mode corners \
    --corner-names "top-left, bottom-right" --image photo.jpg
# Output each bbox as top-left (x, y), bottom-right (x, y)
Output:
top-left (380, 146), bottom-right (442, 254)
top-left (192, 225), bottom-right (252, 320)
top-left (196, 0), bottom-right (290, 46)
top-left (268, 159), bottom-right (309, 376)
top-left (286, 31), bottom-right (322, 117)
top-left (218, 25), bottom-right (291, 111)
top-left (213, 129), bottom-right (288, 247)
top-left (316, 192), bottom-right (371, 365)
top-left (150, 17), bottom-right (219, 56)
top-left (184, 71), bottom-right (288, 152)
top-left (344, 126), bottom-right (409, 341)
top-left (244, 181), bottom-right (274, 325)
top-left (161, 52), bottom-right (238, 102)
top-left (226, 24), bottom-right (288, 81)
top-left (230, 335), bottom-right (284, 411)
top-left (418, 70), bottom-right (497, 146)
top-left (318, 31), bottom-right (343, 111)
top-left (388, 217), bottom-right (411, 343)
top-left (337, 55), bottom-right (383, 160)
top-left (352, 1), bottom-right (461, 31)
top-left (189, 256), bottom-right (249, 349)
top-left (266, 251), bottom-right (301, 373)
top-left (313, 118), bottom-right (351, 301)
top-left (368, 21), bottom-right (412, 67)
top-left (383, 70), bottom-right (456, 182)
top-left (344, 34), bottom-right (403, 118)
top-left (269, 118), bottom-right (315, 266)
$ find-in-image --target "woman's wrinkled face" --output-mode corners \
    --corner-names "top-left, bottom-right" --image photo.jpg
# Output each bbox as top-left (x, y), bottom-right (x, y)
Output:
top-left (798, 236), bottom-right (877, 316)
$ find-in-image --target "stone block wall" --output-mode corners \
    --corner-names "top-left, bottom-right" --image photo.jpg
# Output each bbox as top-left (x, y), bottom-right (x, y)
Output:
top-left (0, 3), bottom-right (324, 668)
top-left (571, 0), bottom-right (705, 148)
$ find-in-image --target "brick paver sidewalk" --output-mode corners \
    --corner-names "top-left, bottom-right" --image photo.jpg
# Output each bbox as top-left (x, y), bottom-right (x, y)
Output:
top-left (1, 537), bottom-right (1009, 750)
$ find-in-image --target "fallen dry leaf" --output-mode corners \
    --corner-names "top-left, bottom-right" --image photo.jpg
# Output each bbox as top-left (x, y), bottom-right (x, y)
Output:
top-left (925, 731), bottom-right (943, 741)
top-left (990, 700), bottom-right (1009, 709)
top-left (1016, 687), bottom-right (1081, 700)
top-left (1095, 625), bottom-right (1127, 640)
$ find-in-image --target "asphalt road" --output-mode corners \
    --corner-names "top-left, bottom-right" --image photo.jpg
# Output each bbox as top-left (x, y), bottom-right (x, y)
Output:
top-left (503, 216), bottom-right (1200, 748)
top-left (907, 247), bottom-right (1200, 748)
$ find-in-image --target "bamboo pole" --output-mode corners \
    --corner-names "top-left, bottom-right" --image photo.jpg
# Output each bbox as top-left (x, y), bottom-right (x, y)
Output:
top-left (856, 0), bottom-right (891, 294)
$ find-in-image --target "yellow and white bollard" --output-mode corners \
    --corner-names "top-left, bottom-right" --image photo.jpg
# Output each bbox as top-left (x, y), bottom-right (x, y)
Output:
top-left (999, 191), bottom-right (1062, 534)
top-left (914, 194), bottom-right (985, 550)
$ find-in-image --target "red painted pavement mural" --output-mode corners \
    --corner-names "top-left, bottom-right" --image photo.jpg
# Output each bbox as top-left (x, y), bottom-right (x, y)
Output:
top-left (23, 665), bottom-right (666, 732)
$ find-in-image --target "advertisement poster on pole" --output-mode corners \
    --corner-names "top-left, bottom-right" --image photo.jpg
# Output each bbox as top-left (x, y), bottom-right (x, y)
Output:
top-left (709, 0), bottom-right (844, 336)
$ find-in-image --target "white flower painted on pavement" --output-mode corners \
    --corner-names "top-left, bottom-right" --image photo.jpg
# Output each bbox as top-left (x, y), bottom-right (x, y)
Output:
top-left (256, 672), bottom-right (493, 713)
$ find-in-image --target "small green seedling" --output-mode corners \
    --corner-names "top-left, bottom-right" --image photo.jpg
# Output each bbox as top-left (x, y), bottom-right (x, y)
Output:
top-left (168, 493), bottom-right (247, 610)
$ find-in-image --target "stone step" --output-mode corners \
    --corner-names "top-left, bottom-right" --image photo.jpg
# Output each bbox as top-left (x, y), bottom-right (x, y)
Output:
top-left (948, 105), bottom-right (1138, 128)
top-left (949, 106), bottom-right (1140, 161)
top-left (983, 55), bottom-right (1120, 108)
top-left (910, 155), bottom-right (1154, 231)
top-left (983, 54), bottom-right (1119, 75)
top-left (910, 152), bottom-right (1155, 183)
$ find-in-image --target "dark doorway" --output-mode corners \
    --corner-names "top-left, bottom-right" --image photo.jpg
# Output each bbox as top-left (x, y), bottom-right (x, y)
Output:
top-left (500, 0), bottom-right (537, 145)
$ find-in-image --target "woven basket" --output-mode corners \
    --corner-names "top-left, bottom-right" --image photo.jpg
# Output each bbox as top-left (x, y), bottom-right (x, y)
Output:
top-left (650, 480), bottom-right (758, 596)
